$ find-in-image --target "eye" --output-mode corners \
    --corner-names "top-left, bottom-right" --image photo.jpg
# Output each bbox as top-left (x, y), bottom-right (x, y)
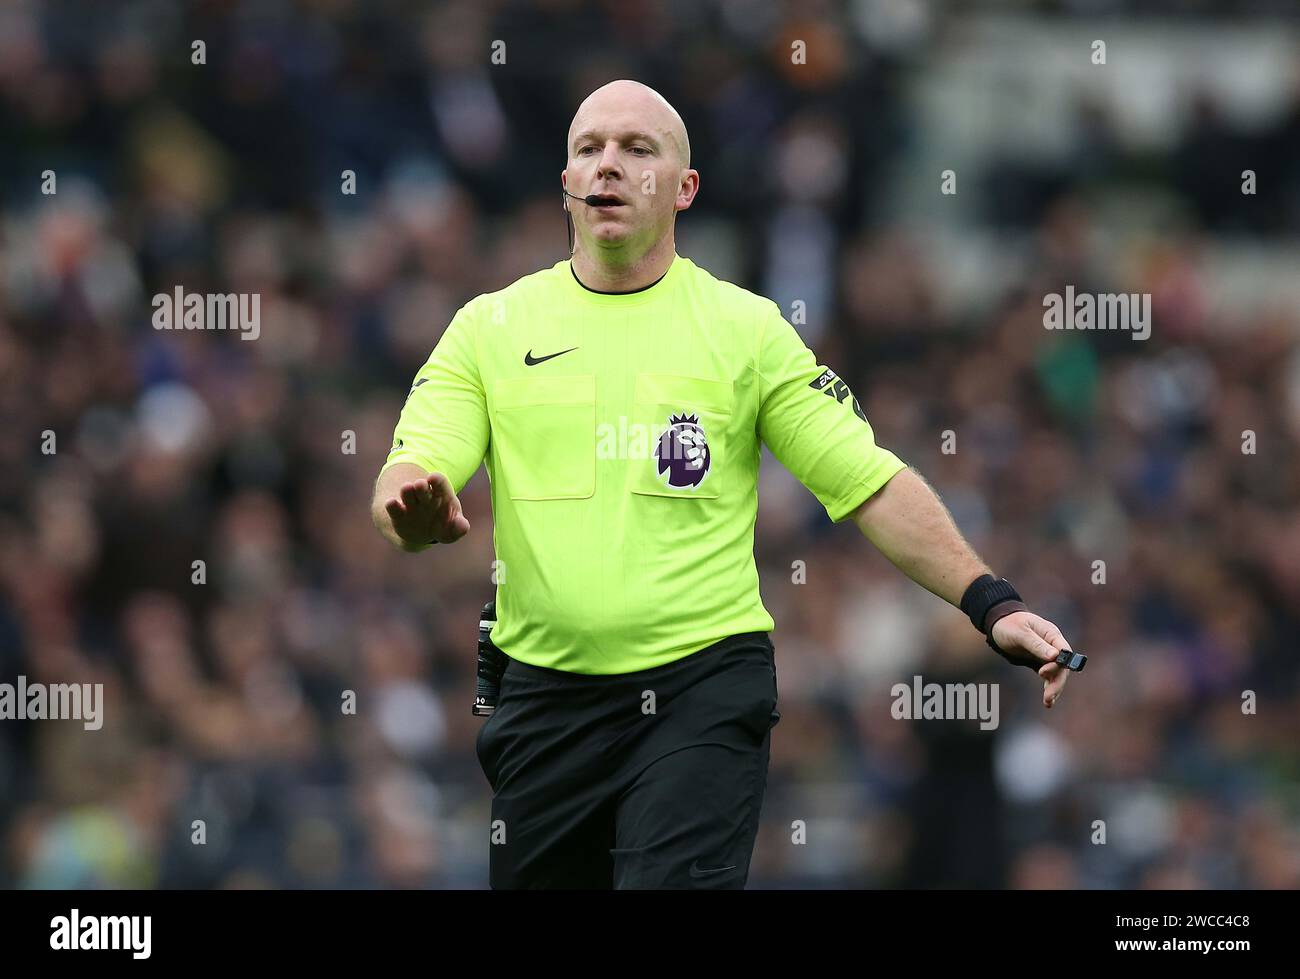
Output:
top-left (629, 146), bottom-right (650, 156)
top-left (577, 146), bottom-right (597, 155)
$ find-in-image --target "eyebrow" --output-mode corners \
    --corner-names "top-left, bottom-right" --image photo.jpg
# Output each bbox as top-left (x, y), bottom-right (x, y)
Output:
top-left (572, 130), bottom-right (662, 151)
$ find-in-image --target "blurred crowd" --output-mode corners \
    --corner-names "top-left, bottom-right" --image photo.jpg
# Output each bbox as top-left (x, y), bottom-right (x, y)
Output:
top-left (1, 0), bottom-right (1298, 889)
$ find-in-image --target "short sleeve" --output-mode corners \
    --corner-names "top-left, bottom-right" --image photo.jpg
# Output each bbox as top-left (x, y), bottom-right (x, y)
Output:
top-left (756, 303), bottom-right (907, 522)
top-left (380, 301), bottom-right (489, 495)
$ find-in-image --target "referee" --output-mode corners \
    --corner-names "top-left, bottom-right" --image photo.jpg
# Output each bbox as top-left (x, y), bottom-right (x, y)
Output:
top-left (370, 80), bottom-right (1079, 889)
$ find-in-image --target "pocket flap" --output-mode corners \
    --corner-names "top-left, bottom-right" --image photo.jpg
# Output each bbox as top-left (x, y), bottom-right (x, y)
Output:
top-left (634, 374), bottom-right (732, 414)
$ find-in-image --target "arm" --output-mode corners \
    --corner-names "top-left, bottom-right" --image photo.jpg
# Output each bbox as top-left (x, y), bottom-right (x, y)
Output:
top-left (849, 466), bottom-right (988, 606)
top-left (751, 303), bottom-right (1077, 706)
top-left (372, 300), bottom-right (488, 553)
top-left (850, 467), bottom-right (1077, 708)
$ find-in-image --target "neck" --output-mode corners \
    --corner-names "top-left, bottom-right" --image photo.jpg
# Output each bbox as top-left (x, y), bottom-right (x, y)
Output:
top-left (570, 234), bottom-right (676, 292)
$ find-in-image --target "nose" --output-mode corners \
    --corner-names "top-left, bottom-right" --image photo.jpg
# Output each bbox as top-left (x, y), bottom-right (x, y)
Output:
top-left (596, 141), bottom-right (624, 181)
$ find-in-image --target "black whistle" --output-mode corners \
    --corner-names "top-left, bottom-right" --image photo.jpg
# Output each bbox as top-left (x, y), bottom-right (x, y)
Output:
top-left (1054, 649), bottom-right (1087, 672)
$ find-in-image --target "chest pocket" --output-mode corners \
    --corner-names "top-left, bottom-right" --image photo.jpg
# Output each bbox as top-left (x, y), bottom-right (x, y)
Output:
top-left (492, 375), bottom-right (595, 500)
top-left (631, 373), bottom-right (732, 500)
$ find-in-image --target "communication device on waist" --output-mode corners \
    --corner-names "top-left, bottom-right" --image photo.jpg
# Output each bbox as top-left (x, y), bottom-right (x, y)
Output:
top-left (473, 600), bottom-right (508, 716)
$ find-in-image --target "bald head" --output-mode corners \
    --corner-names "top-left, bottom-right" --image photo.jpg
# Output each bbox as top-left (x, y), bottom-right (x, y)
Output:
top-left (567, 79), bottom-right (690, 168)
top-left (562, 79), bottom-right (700, 272)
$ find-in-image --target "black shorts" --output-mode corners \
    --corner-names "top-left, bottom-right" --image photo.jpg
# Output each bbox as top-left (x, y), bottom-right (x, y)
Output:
top-left (474, 631), bottom-right (781, 889)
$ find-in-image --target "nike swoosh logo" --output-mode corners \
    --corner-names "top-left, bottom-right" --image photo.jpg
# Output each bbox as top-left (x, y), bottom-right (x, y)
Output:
top-left (524, 346), bottom-right (578, 366)
top-left (688, 860), bottom-right (738, 879)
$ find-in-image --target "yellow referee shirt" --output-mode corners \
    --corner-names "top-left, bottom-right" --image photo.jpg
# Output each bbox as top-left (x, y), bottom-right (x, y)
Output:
top-left (381, 253), bottom-right (908, 673)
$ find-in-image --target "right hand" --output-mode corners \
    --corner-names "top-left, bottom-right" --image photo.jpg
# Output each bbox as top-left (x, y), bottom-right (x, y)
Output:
top-left (383, 472), bottom-right (470, 548)
top-left (989, 610), bottom-right (1075, 710)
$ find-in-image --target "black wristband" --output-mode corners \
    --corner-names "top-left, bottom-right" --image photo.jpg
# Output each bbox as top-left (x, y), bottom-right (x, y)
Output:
top-left (959, 574), bottom-right (1022, 633)
top-left (962, 574), bottom-right (1088, 673)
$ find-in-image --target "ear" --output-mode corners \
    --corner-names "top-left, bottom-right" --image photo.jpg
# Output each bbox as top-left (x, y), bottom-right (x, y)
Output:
top-left (674, 169), bottom-right (700, 213)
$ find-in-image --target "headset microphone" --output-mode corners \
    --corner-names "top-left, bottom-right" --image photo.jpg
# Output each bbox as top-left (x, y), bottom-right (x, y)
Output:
top-left (563, 189), bottom-right (610, 207)
top-left (562, 186), bottom-right (615, 255)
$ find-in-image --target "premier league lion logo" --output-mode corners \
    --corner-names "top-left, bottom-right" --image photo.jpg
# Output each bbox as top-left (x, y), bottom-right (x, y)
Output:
top-left (655, 412), bottom-right (711, 489)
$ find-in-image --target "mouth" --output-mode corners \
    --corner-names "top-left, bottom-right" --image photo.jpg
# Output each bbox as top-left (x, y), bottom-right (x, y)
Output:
top-left (588, 193), bottom-right (626, 207)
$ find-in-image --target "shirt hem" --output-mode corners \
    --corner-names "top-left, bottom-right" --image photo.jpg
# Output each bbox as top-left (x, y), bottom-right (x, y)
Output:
top-left (828, 453), bottom-right (909, 523)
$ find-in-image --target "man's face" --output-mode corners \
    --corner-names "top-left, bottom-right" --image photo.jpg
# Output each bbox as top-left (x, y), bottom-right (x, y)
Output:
top-left (563, 90), bottom-right (697, 257)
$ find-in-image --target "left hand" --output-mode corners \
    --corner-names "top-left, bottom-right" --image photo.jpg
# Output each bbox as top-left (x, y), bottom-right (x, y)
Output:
top-left (989, 610), bottom-right (1074, 709)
